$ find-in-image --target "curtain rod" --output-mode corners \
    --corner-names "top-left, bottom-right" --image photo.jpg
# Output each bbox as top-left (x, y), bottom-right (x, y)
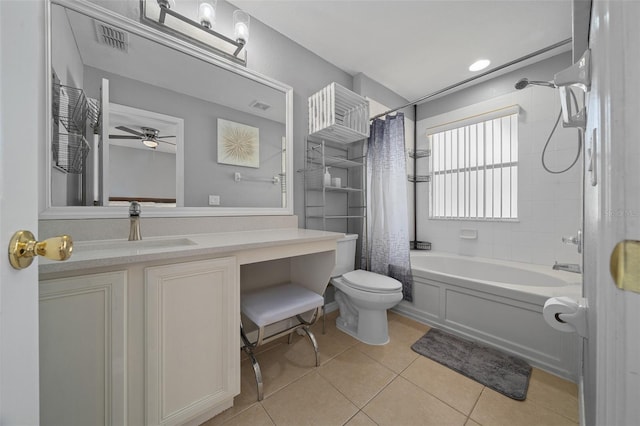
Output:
top-left (370, 37), bottom-right (572, 121)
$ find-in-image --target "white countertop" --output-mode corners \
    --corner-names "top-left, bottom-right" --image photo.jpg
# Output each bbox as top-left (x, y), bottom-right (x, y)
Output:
top-left (39, 228), bottom-right (344, 275)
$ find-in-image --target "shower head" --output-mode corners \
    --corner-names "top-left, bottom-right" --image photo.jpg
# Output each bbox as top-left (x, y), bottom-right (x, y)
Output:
top-left (514, 78), bottom-right (556, 90)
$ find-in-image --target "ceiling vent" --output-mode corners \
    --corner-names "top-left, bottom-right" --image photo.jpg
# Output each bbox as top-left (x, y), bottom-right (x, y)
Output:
top-left (94, 20), bottom-right (129, 52)
top-left (250, 100), bottom-right (271, 111)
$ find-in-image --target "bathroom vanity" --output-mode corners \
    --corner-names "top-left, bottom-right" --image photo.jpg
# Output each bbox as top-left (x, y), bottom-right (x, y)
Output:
top-left (39, 229), bottom-right (341, 426)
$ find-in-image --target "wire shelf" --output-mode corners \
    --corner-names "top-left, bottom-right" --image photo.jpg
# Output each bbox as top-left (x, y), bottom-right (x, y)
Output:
top-left (409, 149), bottom-right (431, 158)
top-left (410, 241), bottom-right (432, 250)
top-left (52, 133), bottom-right (90, 174)
top-left (53, 83), bottom-right (88, 133)
top-left (408, 174), bottom-right (431, 183)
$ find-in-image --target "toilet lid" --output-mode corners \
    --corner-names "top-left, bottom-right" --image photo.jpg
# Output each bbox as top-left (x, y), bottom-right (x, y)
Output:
top-left (342, 270), bottom-right (402, 293)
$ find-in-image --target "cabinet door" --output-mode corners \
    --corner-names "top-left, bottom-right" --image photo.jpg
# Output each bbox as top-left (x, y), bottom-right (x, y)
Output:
top-left (145, 257), bottom-right (239, 426)
top-left (40, 271), bottom-right (127, 426)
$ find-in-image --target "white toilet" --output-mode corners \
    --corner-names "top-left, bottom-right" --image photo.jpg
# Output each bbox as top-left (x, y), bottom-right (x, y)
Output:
top-left (331, 234), bottom-right (403, 345)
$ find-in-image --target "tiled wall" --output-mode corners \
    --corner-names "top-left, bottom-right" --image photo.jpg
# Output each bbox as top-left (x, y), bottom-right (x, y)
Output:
top-left (416, 74), bottom-right (582, 266)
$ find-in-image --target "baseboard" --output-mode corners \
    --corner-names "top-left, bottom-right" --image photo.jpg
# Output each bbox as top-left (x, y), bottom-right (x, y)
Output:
top-left (324, 301), bottom-right (338, 314)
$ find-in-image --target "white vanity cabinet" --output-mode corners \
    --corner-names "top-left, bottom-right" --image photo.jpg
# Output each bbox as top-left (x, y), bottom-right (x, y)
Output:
top-left (144, 257), bottom-right (239, 426)
top-left (39, 257), bottom-right (239, 426)
top-left (39, 271), bottom-right (128, 426)
top-left (38, 229), bottom-right (341, 425)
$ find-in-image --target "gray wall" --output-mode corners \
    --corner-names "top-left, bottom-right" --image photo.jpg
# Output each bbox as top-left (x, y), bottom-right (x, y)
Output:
top-left (415, 51), bottom-right (581, 266)
top-left (86, 0), bottom-right (354, 219)
top-left (241, 5), bottom-right (353, 223)
top-left (83, 67), bottom-right (286, 208)
top-left (109, 145), bottom-right (176, 200)
top-left (51, 4), bottom-right (84, 207)
top-left (354, 73), bottom-right (414, 121)
top-left (417, 52), bottom-right (572, 119)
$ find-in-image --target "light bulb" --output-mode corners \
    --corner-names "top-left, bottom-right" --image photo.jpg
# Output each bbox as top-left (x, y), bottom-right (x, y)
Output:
top-left (198, 0), bottom-right (217, 28)
top-left (233, 10), bottom-right (250, 43)
top-left (143, 139), bottom-right (159, 148)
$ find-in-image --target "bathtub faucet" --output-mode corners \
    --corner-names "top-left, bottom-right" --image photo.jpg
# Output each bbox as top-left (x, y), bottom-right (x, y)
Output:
top-left (552, 262), bottom-right (581, 274)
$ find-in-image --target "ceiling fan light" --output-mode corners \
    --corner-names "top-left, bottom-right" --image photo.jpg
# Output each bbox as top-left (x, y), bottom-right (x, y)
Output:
top-left (143, 139), bottom-right (159, 148)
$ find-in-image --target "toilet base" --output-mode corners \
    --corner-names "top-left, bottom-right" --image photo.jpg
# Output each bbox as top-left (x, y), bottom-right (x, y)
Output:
top-left (335, 314), bottom-right (390, 346)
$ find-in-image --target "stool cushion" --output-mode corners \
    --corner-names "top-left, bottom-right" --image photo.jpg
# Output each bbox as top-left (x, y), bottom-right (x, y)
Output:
top-left (241, 283), bottom-right (324, 327)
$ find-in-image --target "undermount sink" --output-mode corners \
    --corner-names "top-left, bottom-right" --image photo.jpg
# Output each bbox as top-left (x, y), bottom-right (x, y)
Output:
top-left (75, 237), bottom-right (197, 254)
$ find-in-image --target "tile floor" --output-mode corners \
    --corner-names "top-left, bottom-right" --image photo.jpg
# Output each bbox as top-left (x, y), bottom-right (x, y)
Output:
top-left (203, 311), bottom-right (578, 426)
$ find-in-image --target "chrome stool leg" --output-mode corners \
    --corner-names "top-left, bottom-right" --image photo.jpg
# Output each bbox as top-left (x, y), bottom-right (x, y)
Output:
top-left (240, 324), bottom-right (264, 401)
top-left (301, 326), bottom-right (320, 367)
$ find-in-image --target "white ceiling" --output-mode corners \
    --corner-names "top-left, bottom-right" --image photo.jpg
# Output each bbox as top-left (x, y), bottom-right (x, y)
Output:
top-left (232, 0), bottom-right (573, 101)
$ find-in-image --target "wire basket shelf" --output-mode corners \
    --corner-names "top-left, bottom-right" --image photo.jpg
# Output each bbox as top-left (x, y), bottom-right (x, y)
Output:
top-left (53, 82), bottom-right (88, 133)
top-left (52, 133), bottom-right (90, 174)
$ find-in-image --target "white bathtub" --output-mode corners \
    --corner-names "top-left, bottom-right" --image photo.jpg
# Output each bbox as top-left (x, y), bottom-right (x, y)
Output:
top-left (393, 252), bottom-right (582, 380)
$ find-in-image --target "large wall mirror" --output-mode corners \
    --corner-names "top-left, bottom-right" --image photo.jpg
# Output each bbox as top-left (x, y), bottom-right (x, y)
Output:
top-left (44, 0), bottom-right (293, 218)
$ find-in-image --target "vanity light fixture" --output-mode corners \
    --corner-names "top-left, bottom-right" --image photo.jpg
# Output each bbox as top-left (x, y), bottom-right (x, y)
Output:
top-left (469, 59), bottom-right (491, 72)
top-left (140, 0), bottom-right (249, 66)
top-left (233, 10), bottom-right (250, 44)
top-left (198, 0), bottom-right (217, 29)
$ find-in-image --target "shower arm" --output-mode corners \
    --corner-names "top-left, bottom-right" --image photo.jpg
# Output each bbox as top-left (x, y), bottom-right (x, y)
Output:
top-left (370, 38), bottom-right (572, 121)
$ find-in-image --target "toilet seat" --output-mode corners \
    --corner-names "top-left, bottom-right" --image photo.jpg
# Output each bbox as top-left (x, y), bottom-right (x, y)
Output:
top-left (342, 270), bottom-right (402, 294)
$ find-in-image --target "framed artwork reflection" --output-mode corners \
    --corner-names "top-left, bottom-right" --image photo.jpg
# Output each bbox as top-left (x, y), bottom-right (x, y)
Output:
top-left (217, 118), bottom-right (259, 168)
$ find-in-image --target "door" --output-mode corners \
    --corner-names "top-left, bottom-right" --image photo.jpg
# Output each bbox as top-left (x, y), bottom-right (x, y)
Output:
top-left (0, 0), bottom-right (44, 423)
top-left (583, 1), bottom-right (640, 425)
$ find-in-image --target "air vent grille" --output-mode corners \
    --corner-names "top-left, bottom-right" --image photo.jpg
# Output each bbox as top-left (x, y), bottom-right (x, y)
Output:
top-left (94, 20), bottom-right (129, 52)
top-left (250, 100), bottom-right (272, 111)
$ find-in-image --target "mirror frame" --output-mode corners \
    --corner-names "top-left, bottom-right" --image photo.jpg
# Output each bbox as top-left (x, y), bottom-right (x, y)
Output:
top-left (42, 0), bottom-right (293, 219)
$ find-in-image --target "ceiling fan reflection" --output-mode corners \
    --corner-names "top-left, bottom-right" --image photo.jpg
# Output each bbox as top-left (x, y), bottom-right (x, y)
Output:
top-left (109, 126), bottom-right (176, 149)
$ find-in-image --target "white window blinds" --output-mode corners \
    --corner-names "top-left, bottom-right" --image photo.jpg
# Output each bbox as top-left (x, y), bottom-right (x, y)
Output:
top-left (429, 106), bottom-right (519, 220)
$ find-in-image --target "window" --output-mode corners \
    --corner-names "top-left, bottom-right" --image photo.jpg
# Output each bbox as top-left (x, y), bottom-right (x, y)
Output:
top-left (429, 107), bottom-right (518, 220)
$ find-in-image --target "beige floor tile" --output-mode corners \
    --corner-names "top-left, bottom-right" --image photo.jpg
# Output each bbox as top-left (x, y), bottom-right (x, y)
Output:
top-left (526, 368), bottom-right (579, 422)
top-left (261, 372), bottom-right (358, 426)
top-left (318, 347), bottom-right (396, 408)
top-left (289, 316), bottom-right (360, 365)
top-left (401, 356), bottom-right (483, 415)
top-left (222, 403), bottom-right (275, 426)
top-left (363, 376), bottom-right (467, 426)
top-left (204, 359), bottom-right (271, 424)
top-left (345, 411), bottom-right (379, 426)
top-left (470, 387), bottom-right (578, 426)
top-left (245, 340), bottom-right (316, 398)
top-left (464, 418), bottom-right (481, 426)
top-left (354, 338), bottom-right (420, 374)
top-left (387, 311), bottom-right (431, 344)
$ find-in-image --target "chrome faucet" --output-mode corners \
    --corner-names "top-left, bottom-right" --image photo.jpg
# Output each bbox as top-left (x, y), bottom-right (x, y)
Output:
top-left (128, 201), bottom-right (142, 241)
top-left (552, 262), bottom-right (581, 274)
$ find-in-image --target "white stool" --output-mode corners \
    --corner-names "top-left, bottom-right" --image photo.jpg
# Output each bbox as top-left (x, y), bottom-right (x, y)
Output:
top-left (240, 283), bottom-right (324, 401)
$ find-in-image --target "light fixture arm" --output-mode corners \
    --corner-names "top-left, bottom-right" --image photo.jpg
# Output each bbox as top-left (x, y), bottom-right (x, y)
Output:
top-left (156, 3), bottom-right (244, 51)
top-left (140, 0), bottom-right (248, 65)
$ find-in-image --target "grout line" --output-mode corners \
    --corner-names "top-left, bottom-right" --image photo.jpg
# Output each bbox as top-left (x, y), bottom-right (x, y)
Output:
top-left (259, 401), bottom-right (278, 426)
top-left (465, 386), bottom-right (486, 425)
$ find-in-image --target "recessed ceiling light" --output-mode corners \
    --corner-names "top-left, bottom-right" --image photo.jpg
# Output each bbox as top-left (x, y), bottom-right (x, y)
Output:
top-left (469, 59), bottom-right (491, 72)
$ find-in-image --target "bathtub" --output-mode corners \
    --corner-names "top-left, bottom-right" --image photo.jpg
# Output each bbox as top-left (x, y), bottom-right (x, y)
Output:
top-left (393, 252), bottom-right (582, 380)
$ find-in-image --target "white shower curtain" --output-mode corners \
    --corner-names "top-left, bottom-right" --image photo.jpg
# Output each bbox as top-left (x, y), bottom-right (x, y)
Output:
top-left (364, 113), bottom-right (413, 301)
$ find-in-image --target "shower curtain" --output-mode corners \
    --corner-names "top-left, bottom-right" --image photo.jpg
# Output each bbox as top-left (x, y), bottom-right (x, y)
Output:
top-left (364, 113), bottom-right (413, 301)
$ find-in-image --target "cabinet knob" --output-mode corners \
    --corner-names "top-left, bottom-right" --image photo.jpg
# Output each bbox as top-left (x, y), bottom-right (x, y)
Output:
top-left (8, 230), bottom-right (73, 270)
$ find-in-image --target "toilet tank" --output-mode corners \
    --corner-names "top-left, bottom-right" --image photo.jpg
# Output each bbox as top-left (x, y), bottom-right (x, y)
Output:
top-left (332, 234), bottom-right (359, 277)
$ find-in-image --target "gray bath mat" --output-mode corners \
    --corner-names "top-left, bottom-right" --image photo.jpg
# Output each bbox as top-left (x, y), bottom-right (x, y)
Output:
top-left (411, 328), bottom-right (532, 400)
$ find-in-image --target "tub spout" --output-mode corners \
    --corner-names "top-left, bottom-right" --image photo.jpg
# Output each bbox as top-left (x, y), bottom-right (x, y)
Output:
top-left (552, 262), bottom-right (581, 274)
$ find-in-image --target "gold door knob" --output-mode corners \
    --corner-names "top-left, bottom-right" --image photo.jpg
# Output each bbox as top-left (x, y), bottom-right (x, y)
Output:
top-left (8, 230), bottom-right (73, 270)
top-left (610, 240), bottom-right (640, 293)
